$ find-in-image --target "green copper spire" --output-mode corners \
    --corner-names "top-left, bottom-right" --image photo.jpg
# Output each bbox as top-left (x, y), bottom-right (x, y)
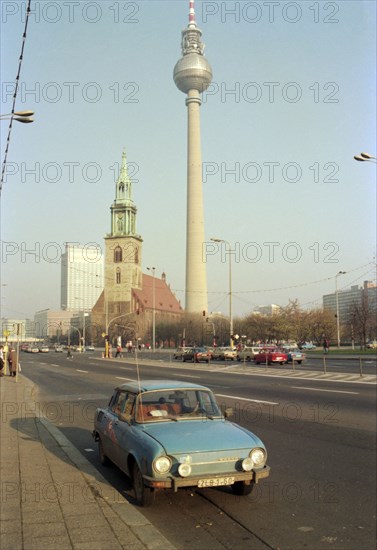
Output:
top-left (115, 149), bottom-right (133, 203)
top-left (110, 149), bottom-right (139, 237)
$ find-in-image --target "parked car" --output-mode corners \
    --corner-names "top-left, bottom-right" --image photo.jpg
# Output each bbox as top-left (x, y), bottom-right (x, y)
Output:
top-left (93, 380), bottom-right (270, 506)
top-left (237, 347), bottom-right (264, 362)
top-left (86, 345), bottom-right (95, 351)
top-left (282, 348), bottom-right (306, 364)
top-left (55, 345), bottom-right (63, 352)
top-left (173, 347), bottom-right (191, 360)
top-left (254, 348), bottom-right (288, 365)
top-left (182, 347), bottom-right (212, 363)
top-left (39, 345), bottom-right (49, 353)
top-left (366, 341), bottom-right (377, 349)
top-left (299, 342), bottom-right (316, 350)
top-left (208, 347), bottom-right (226, 360)
top-left (222, 347), bottom-right (238, 361)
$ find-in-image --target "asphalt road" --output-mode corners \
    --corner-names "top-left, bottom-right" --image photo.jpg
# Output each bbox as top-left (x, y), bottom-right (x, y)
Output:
top-left (18, 351), bottom-right (376, 550)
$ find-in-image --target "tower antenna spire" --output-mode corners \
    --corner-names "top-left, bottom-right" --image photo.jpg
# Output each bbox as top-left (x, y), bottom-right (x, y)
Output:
top-left (188, 0), bottom-right (196, 27)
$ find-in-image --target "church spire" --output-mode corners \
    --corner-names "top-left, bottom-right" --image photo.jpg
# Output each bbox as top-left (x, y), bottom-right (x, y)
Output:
top-left (115, 149), bottom-right (132, 203)
top-left (110, 149), bottom-right (139, 238)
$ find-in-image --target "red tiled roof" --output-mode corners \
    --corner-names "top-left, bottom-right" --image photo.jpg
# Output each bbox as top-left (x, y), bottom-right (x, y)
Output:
top-left (132, 274), bottom-right (182, 313)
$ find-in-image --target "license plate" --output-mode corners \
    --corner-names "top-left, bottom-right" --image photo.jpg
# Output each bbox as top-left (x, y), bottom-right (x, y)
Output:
top-left (198, 477), bottom-right (235, 488)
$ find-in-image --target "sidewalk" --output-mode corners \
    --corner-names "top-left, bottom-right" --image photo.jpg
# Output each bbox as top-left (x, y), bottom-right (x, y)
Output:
top-left (0, 375), bottom-right (175, 550)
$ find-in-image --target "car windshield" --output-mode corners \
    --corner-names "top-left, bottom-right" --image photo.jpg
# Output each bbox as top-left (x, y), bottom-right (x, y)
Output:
top-left (135, 389), bottom-right (222, 423)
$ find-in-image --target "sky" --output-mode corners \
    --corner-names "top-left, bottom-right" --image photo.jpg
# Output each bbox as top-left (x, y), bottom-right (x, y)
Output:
top-left (0, 0), bottom-right (376, 321)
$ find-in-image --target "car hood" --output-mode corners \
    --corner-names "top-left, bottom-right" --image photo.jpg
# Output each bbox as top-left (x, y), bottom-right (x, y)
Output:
top-left (142, 420), bottom-right (263, 454)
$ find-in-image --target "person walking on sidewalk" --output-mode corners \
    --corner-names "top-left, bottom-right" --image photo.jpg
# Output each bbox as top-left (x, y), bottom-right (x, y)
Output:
top-left (7, 347), bottom-right (18, 376)
top-left (0, 345), bottom-right (4, 376)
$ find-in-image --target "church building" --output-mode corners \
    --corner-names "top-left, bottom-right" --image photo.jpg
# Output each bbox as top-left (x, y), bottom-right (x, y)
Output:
top-left (91, 151), bottom-right (183, 346)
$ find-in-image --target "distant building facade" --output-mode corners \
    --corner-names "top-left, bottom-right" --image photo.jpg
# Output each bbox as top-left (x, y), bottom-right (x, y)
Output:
top-left (254, 304), bottom-right (281, 316)
top-left (323, 280), bottom-right (377, 318)
top-left (34, 309), bottom-right (73, 339)
top-left (1, 318), bottom-right (36, 342)
top-left (61, 243), bottom-right (103, 311)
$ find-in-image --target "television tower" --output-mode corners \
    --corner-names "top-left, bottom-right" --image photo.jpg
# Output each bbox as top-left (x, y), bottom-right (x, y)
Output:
top-left (173, 0), bottom-right (213, 313)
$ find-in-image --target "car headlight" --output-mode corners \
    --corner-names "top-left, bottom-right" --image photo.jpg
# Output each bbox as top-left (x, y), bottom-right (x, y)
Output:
top-left (241, 457), bottom-right (253, 471)
top-left (249, 448), bottom-right (266, 467)
top-left (153, 456), bottom-right (172, 474)
top-left (178, 463), bottom-right (192, 477)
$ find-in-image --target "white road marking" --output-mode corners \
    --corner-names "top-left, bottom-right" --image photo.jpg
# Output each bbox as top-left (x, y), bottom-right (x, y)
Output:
top-left (215, 393), bottom-right (279, 405)
top-left (291, 386), bottom-right (359, 395)
top-left (115, 376), bottom-right (135, 381)
top-left (76, 369), bottom-right (88, 373)
top-left (84, 448), bottom-right (95, 452)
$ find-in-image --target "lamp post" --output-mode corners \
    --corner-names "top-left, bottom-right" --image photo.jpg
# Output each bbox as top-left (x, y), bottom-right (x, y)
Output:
top-left (211, 238), bottom-right (233, 347)
top-left (353, 152), bottom-right (377, 164)
top-left (335, 271), bottom-right (346, 348)
top-left (0, 110), bottom-right (34, 123)
top-left (146, 267), bottom-right (156, 352)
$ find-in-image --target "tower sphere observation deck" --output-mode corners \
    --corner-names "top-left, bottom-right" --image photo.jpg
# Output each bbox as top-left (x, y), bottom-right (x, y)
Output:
top-left (174, 53), bottom-right (213, 94)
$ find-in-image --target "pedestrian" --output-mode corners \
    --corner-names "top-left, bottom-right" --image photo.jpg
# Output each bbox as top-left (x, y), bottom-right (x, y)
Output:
top-left (115, 345), bottom-right (123, 358)
top-left (67, 345), bottom-right (73, 359)
top-left (8, 348), bottom-right (17, 377)
top-left (0, 345), bottom-right (4, 376)
top-left (323, 338), bottom-right (328, 354)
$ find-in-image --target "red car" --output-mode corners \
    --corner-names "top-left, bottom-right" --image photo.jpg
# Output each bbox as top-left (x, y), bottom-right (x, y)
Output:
top-left (253, 348), bottom-right (288, 365)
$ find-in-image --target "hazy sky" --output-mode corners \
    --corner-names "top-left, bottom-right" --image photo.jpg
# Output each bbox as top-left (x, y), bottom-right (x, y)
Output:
top-left (1, 0), bottom-right (376, 320)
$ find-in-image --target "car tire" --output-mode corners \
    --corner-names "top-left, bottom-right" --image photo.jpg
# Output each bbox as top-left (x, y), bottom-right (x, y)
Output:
top-left (297, 360), bottom-right (302, 364)
top-left (98, 439), bottom-right (110, 467)
top-left (231, 481), bottom-right (255, 496)
top-left (133, 462), bottom-right (153, 507)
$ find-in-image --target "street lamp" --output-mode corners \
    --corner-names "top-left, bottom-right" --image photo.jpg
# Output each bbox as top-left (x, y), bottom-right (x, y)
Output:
top-left (0, 110), bottom-right (35, 123)
top-left (146, 267), bottom-right (156, 352)
top-left (211, 238), bottom-right (233, 348)
top-left (335, 271), bottom-right (346, 348)
top-left (353, 152), bottom-right (377, 164)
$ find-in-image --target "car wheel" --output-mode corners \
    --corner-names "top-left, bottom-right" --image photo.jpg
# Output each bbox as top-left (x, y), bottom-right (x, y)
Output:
top-left (98, 439), bottom-right (110, 467)
top-left (133, 462), bottom-right (153, 507)
top-left (297, 360), bottom-right (302, 364)
top-left (256, 361), bottom-right (260, 365)
top-left (231, 481), bottom-right (255, 496)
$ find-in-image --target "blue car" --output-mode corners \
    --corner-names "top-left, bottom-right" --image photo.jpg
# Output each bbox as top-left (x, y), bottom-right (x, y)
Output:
top-left (93, 380), bottom-right (270, 506)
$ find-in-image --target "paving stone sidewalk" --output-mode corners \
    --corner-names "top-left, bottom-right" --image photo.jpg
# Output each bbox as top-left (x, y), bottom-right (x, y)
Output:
top-left (0, 375), bottom-right (175, 550)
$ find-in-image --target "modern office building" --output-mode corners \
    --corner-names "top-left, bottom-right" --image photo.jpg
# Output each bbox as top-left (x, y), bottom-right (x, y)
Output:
top-left (61, 243), bottom-right (103, 311)
top-left (173, 0), bottom-right (213, 313)
top-left (323, 280), bottom-right (377, 318)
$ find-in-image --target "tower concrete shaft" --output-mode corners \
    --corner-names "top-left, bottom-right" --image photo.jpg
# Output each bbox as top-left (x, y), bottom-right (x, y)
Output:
top-left (185, 89), bottom-right (207, 312)
top-left (173, 0), bottom-right (212, 313)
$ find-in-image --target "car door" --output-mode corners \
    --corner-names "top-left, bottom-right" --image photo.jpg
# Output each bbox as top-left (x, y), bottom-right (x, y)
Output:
top-left (111, 392), bottom-right (138, 475)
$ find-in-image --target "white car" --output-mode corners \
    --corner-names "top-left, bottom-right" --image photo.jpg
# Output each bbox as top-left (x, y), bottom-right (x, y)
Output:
top-left (237, 347), bottom-right (264, 362)
top-left (222, 348), bottom-right (238, 361)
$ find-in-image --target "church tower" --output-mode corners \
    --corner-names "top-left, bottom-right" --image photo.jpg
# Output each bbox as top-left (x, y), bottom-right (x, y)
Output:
top-left (104, 150), bottom-right (143, 317)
